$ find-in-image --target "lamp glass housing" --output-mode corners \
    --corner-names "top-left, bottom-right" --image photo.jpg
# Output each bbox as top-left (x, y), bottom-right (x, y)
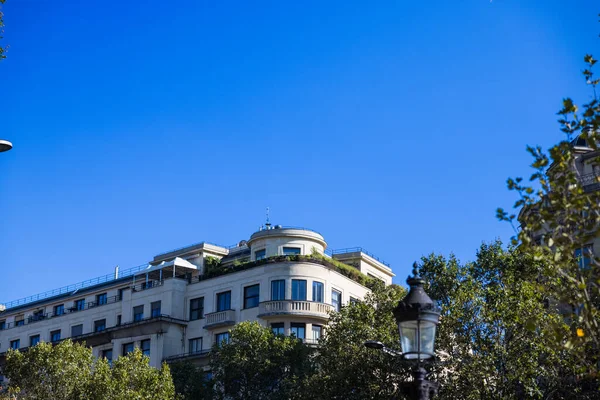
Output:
top-left (399, 319), bottom-right (436, 360)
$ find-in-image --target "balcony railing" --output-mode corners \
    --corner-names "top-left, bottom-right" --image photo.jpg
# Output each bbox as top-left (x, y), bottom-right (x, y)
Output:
top-left (163, 349), bottom-right (211, 362)
top-left (325, 247), bottom-right (390, 267)
top-left (204, 309), bottom-right (236, 329)
top-left (258, 300), bottom-right (334, 319)
top-left (581, 172), bottom-right (600, 191)
top-left (0, 296), bottom-right (122, 332)
top-left (0, 264), bottom-right (149, 310)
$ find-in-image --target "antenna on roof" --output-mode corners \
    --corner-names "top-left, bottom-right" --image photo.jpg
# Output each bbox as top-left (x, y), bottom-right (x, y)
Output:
top-left (265, 207), bottom-right (271, 229)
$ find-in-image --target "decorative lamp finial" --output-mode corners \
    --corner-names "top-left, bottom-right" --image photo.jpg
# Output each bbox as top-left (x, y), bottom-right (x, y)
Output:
top-left (412, 261), bottom-right (419, 277)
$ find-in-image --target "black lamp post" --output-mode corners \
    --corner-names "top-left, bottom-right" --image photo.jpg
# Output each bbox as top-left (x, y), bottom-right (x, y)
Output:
top-left (394, 262), bottom-right (440, 400)
top-left (365, 262), bottom-right (441, 400)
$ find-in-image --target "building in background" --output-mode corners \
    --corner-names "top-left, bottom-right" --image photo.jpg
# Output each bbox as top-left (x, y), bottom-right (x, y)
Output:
top-left (0, 225), bottom-right (394, 377)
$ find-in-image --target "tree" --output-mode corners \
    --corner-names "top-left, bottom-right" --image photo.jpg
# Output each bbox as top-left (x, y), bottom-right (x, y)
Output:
top-left (1, 340), bottom-right (175, 400)
top-left (307, 282), bottom-right (410, 399)
top-left (209, 321), bottom-right (315, 400)
top-left (309, 244), bottom-right (591, 399)
top-left (419, 242), bottom-right (590, 399)
top-left (0, 0), bottom-right (6, 60)
top-left (170, 360), bottom-right (213, 400)
top-left (497, 16), bottom-right (600, 377)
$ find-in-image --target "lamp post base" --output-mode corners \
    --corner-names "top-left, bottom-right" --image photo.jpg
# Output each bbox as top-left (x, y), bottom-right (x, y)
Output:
top-left (401, 366), bottom-right (439, 400)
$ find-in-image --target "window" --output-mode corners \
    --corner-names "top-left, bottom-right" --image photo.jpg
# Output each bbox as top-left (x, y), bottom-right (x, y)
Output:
top-left (255, 249), bottom-right (266, 261)
top-left (312, 325), bottom-right (322, 342)
top-left (282, 247), bottom-right (301, 255)
top-left (349, 297), bottom-right (360, 305)
top-left (151, 301), bottom-right (161, 318)
top-left (117, 315), bottom-right (122, 326)
top-left (96, 293), bottom-right (107, 306)
top-left (10, 339), bottom-right (19, 350)
top-left (271, 323), bottom-right (285, 336)
top-left (133, 305), bottom-right (144, 322)
top-left (216, 291), bottom-right (231, 312)
top-left (190, 297), bottom-right (204, 321)
top-left (54, 304), bottom-right (64, 316)
top-left (30, 335), bottom-right (40, 347)
top-left (75, 299), bottom-right (85, 311)
top-left (290, 323), bottom-right (306, 340)
top-left (15, 318), bottom-right (24, 327)
top-left (332, 289), bottom-right (342, 312)
top-left (575, 245), bottom-right (594, 270)
top-left (292, 279), bottom-right (307, 300)
top-left (215, 332), bottom-right (230, 346)
top-left (244, 285), bottom-right (260, 309)
top-left (0, 320), bottom-right (5, 330)
top-left (271, 280), bottom-right (285, 301)
top-left (117, 288), bottom-right (125, 301)
top-left (312, 282), bottom-right (324, 303)
top-left (71, 324), bottom-right (83, 337)
top-left (141, 339), bottom-right (151, 356)
top-left (50, 330), bottom-right (61, 342)
top-left (102, 349), bottom-right (113, 364)
top-left (32, 310), bottom-right (45, 321)
top-left (94, 319), bottom-right (106, 332)
top-left (189, 338), bottom-right (203, 354)
top-left (122, 342), bottom-right (134, 355)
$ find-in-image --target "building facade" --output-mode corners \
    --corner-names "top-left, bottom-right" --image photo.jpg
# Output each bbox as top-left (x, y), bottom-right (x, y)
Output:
top-left (0, 226), bottom-right (394, 377)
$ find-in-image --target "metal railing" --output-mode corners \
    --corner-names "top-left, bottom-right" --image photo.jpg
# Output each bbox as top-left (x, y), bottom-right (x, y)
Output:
top-left (1, 264), bottom-right (149, 310)
top-left (163, 349), bottom-right (211, 362)
top-left (580, 172), bottom-right (600, 188)
top-left (0, 296), bottom-right (123, 332)
top-left (325, 247), bottom-right (390, 267)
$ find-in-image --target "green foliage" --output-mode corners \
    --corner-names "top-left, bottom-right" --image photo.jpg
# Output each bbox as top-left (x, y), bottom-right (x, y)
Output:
top-left (0, 0), bottom-right (6, 61)
top-left (209, 321), bottom-right (315, 400)
top-left (497, 28), bottom-right (600, 375)
top-left (308, 283), bottom-right (410, 399)
top-left (170, 361), bottom-right (212, 400)
top-left (201, 253), bottom-right (373, 287)
top-left (420, 243), bottom-right (591, 399)
top-left (3, 340), bottom-right (176, 400)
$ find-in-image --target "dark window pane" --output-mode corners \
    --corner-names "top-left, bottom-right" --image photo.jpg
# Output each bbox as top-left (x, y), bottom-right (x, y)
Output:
top-left (122, 342), bottom-right (134, 355)
top-left (96, 293), bottom-right (107, 306)
top-left (151, 301), bottom-right (161, 317)
top-left (312, 282), bottom-right (324, 303)
top-left (244, 284), bottom-right (260, 309)
top-left (216, 291), bottom-right (231, 312)
top-left (332, 290), bottom-right (342, 312)
top-left (271, 280), bottom-right (285, 301)
top-left (133, 305), bottom-right (144, 322)
top-left (94, 319), bottom-right (106, 332)
top-left (30, 335), bottom-right (40, 347)
top-left (271, 323), bottom-right (285, 335)
top-left (51, 330), bottom-right (61, 342)
top-left (290, 323), bottom-right (306, 339)
top-left (215, 332), bottom-right (230, 346)
top-left (283, 247), bottom-right (301, 255)
top-left (190, 297), bottom-right (204, 321)
top-left (255, 249), bottom-right (266, 260)
top-left (71, 324), bottom-right (83, 337)
top-left (292, 280), bottom-right (307, 301)
top-left (141, 339), bottom-right (151, 356)
top-left (54, 304), bottom-right (64, 316)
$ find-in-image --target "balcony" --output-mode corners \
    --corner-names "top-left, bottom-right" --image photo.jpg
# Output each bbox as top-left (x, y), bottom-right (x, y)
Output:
top-left (257, 300), bottom-right (334, 320)
top-left (581, 172), bottom-right (600, 192)
top-left (204, 309), bottom-right (236, 329)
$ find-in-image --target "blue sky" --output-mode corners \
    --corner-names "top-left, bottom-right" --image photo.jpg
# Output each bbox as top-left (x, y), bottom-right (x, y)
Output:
top-left (0, 0), bottom-right (598, 303)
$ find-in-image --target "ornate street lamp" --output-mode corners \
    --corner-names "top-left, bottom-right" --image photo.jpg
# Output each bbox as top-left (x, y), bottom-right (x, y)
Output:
top-left (393, 262), bottom-right (441, 400)
top-left (365, 262), bottom-right (441, 400)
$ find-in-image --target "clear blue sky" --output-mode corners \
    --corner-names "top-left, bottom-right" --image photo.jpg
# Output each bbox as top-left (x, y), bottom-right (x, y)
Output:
top-left (0, 0), bottom-right (598, 303)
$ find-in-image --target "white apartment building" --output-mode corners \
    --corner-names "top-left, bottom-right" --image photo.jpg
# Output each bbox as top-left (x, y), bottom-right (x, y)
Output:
top-left (0, 225), bottom-right (394, 377)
